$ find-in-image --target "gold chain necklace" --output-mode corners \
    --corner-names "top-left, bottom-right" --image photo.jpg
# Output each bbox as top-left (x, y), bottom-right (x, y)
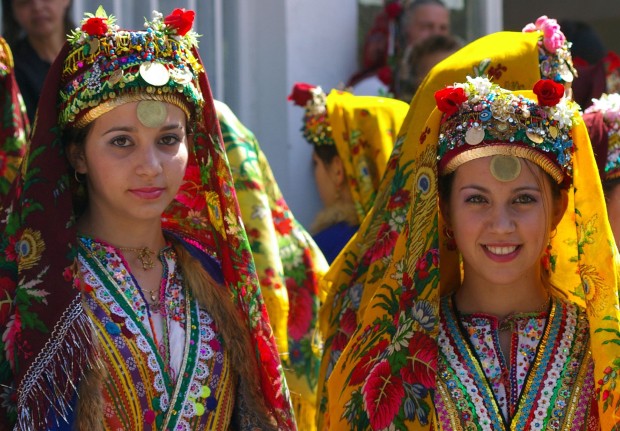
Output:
top-left (118, 246), bottom-right (156, 270)
top-left (498, 295), bottom-right (550, 332)
top-left (141, 287), bottom-right (161, 309)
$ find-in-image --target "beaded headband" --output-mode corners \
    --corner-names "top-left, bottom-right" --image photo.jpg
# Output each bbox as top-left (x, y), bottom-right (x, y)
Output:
top-left (59, 7), bottom-right (204, 129)
top-left (522, 15), bottom-right (577, 84)
top-left (585, 93), bottom-right (620, 181)
top-left (436, 76), bottom-right (580, 184)
top-left (288, 82), bottom-right (335, 146)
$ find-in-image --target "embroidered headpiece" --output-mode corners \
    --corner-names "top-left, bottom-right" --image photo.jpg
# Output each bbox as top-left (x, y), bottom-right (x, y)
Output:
top-left (436, 76), bottom-right (580, 184)
top-left (585, 93), bottom-right (620, 181)
top-left (288, 82), bottom-right (335, 146)
top-left (59, 7), bottom-right (204, 128)
top-left (522, 15), bottom-right (577, 83)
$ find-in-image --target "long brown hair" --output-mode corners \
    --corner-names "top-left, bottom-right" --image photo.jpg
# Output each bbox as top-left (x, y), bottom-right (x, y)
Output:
top-left (171, 238), bottom-right (277, 429)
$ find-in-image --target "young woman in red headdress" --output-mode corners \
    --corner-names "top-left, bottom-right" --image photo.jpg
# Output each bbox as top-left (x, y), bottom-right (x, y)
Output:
top-left (0, 7), bottom-right (296, 431)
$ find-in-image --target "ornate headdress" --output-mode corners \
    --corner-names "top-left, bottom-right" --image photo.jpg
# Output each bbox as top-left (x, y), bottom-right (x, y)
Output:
top-left (287, 82), bottom-right (335, 146)
top-left (585, 92), bottom-right (620, 181)
top-left (436, 76), bottom-right (580, 184)
top-left (59, 7), bottom-right (204, 128)
top-left (522, 15), bottom-right (577, 83)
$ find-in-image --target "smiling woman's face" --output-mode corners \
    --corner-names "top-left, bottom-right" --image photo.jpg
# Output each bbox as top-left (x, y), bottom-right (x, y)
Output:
top-left (444, 156), bottom-right (565, 288)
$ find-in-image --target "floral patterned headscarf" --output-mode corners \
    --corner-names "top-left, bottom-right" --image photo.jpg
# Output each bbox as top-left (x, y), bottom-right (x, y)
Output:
top-left (0, 36), bottom-right (29, 199)
top-left (216, 99), bottom-right (328, 430)
top-left (289, 84), bottom-right (409, 223)
top-left (0, 8), bottom-right (296, 430)
top-left (319, 28), bottom-right (620, 430)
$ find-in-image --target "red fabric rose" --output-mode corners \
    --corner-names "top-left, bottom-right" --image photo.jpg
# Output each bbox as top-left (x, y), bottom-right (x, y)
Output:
top-left (385, 2), bottom-right (404, 19)
top-left (81, 17), bottom-right (108, 37)
top-left (434, 86), bottom-right (467, 115)
top-left (287, 82), bottom-right (315, 107)
top-left (164, 8), bottom-right (195, 36)
top-left (533, 79), bottom-right (565, 107)
top-left (376, 65), bottom-right (393, 86)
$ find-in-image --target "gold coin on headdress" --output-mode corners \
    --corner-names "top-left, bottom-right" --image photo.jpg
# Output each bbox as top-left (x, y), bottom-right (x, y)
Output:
top-left (559, 65), bottom-right (574, 83)
top-left (465, 126), bottom-right (484, 145)
top-left (137, 100), bottom-right (168, 128)
top-left (490, 155), bottom-right (522, 182)
top-left (549, 126), bottom-right (558, 139)
top-left (526, 130), bottom-right (544, 144)
top-left (108, 69), bottom-right (124, 87)
top-left (496, 121), bottom-right (508, 132)
top-left (139, 61), bottom-right (170, 86)
top-left (170, 68), bottom-right (193, 85)
top-left (89, 38), bottom-right (100, 55)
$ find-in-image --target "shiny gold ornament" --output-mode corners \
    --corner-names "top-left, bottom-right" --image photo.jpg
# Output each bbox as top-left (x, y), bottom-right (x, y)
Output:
top-left (490, 155), bottom-right (522, 182)
top-left (108, 69), bottom-right (124, 87)
top-left (549, 126), bottom-right (559, 139)
top-left (526, 130), bottom-right (544, 144)
top-left (137, 101), bottom-right (168, 128)
top-left (89, 38), bottom-right (100, 55)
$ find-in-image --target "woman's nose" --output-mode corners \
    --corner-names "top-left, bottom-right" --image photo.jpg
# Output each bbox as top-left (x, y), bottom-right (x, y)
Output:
top-left (488, 204), bottom-right (515, 233)
top-left (135, 145), bottom-right (163, 176)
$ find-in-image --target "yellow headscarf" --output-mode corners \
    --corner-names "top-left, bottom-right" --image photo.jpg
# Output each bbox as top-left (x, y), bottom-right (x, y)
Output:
top-left (319, 31), bottom-right (620, 430)
top-left (216, 100), bottom-right (329, 430)
top-left (326, 90), bottom-right (409, 222)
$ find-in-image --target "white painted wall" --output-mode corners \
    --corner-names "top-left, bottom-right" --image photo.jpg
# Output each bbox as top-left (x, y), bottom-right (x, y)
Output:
top-left (223, 0), bottom-right (359, 228)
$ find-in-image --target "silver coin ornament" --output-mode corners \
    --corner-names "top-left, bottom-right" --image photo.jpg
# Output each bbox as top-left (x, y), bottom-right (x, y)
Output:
top-left (465, 126), bottom-right (484, 145)
top-left (170, 68), bottom-right (193, 84)
top-left (139, 61), bottom-right (170, 86)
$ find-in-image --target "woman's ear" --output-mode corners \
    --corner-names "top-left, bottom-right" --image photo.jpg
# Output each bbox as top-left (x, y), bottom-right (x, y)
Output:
top-left (67, 143), bottom-right (87, 174)
top-left (328, 155), bottom-right (346, 187)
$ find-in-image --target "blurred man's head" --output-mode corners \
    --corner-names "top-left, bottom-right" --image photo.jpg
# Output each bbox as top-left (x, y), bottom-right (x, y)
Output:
top-left (403, 0), bottom-right (450, 47)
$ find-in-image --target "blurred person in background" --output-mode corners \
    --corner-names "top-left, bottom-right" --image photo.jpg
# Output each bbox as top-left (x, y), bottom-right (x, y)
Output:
top-left (288, 83), bottom-right (408, 264)
top-left (394, 0), bottom-right (451, 100)
top-left (397, 33), bottom-right (461, 102)
top-left (560, 19), bottom-right (620, 110)
top-left (216, 99), bottom-right (328, 430)
top-left (2, 0), bottom-right (74, 123)
top-left (0, 35), bottom-right (29, 199)
top-left (583, 93), bottom-right (620, 247)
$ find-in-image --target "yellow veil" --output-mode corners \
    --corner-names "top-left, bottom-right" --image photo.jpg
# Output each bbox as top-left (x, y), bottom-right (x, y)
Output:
top-left (319, 31), bottom-right (620, 430)
top-left (327, 90), bottom-right (409, 223)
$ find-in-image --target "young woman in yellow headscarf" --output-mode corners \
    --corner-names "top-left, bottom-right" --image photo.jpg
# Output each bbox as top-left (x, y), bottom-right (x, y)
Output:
top-left (288, 84), bottom-right (409, 264)
top-left (583, 93), bottom-right (620, 248)
top-left (319, 17), bottom-right (620, 430)
top-left (215, 100), bottom-right (328, 430)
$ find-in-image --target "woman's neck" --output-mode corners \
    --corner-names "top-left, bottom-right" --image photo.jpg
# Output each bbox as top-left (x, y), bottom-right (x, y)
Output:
top-left (28, 31), bottom-right (65, 63)
top-left (76, 210), bottom-right (167, 252)
top-left (454, 273), bottom-right (549, 320)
